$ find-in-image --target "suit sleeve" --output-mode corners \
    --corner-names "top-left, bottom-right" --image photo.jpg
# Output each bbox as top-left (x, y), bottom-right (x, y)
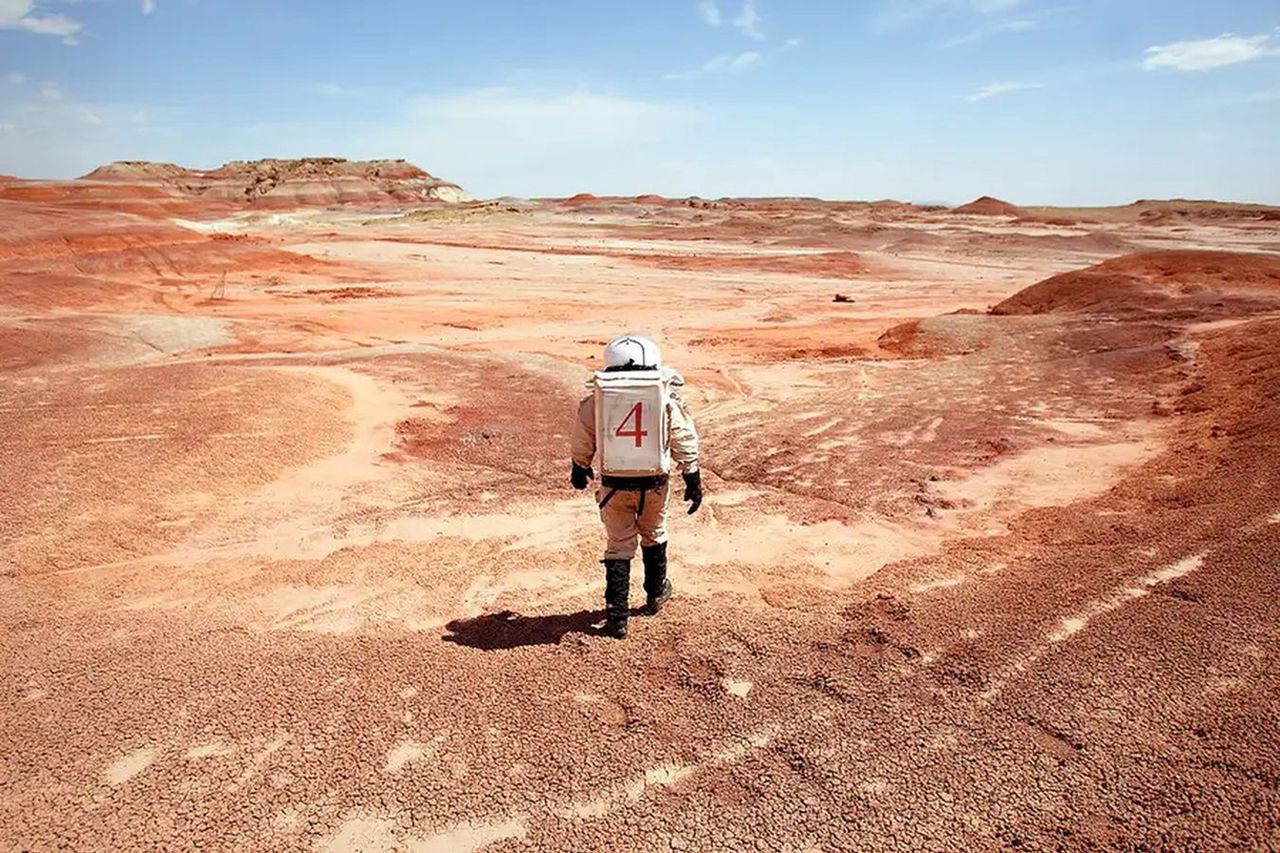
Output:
top-left (668, 394), bottom-right (700, 474)
top-left (570, 396), bottom-right (596, 469)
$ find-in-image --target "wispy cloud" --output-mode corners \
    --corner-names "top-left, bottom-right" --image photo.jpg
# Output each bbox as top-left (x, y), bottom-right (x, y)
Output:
top-left (970, 0), bottom-right (1021, 12)
top-left (697, 0), bottom-right (721, 27)
top-left (939, 4), bottom-right (1056, 48)
top-left (141, 0), bottom-right (156, 14)
top-left (1143, 32), bottom-right (1279, 72)
top-left (665, 50), bottom-right (761, 80)
top-left (694, 1), bottom-right (764, 40)
top-left (1216, 90), bottom-right (1280, 106)
top-left (875, 0), bottom-right (1022, 31)
top-left (967, 81), bottom-right (1043, 102)
top-left (0, 0), bottom-right (84, 44)
top-left (664, 36), bottom-right (798, 81)
top-left (730, 1), bottom-right (764, 40)
top-left (3, 71), bottom-right (28, 85)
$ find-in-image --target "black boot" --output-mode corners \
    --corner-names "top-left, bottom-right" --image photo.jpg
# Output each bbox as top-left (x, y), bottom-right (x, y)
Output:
top-left (602, 559), bottom-right (630, 639)
top-left (642, 543), bottom-right (672, 615)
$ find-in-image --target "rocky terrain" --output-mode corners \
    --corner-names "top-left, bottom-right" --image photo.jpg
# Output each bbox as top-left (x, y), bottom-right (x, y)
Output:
top-left (2, 157), bottom-right (468, 215)
top-left (1, 169), bottom-right (1278, 851)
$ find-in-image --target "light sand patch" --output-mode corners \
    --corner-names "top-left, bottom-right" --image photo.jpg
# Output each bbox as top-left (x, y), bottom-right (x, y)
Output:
top-left (185, 743), bottom-right (235, 759)
top-left (105, 747), bottom-right (157, 785)
top-left (1030, 418), bottom-right (1108, 438)
top-left (937, 428), bottom-right (1161, 514)
top-left (322, 814), bottom-right (401, 853)
top-left (251, 582), bottom-right (445, 634)
top-left (23, 688), bottom-right (48, 702)
top-left (384, 735), bottom-right (444, 774)
top-left (684, 513), bottom-right (927, 586)
top-left (1268, 512), bottom-right (1280, 524)
top-left (398, 685), bottom-right (419, 700)
top-left (1142, 554), bottom-right (1204, 585)
top-left (708, 489), bottom-right (767, 507)
top-left (408, 819), bottom-right (528, 853)
top-left (385, 741), bottom-right (426, 774)
top-left (722, 678), bottom-right (753, 698)
top-left (802, 417), bottom-right (842, 437)
top-left (910, 577), bottom-right (963, 594)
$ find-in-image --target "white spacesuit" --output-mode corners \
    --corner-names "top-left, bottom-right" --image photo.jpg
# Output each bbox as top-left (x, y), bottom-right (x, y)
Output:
top-left (569, 334), bottom-right (702, 639)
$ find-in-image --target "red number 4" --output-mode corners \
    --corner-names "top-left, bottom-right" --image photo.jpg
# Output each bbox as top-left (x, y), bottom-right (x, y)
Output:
top-left (615, 402), bottom-right (648, 447)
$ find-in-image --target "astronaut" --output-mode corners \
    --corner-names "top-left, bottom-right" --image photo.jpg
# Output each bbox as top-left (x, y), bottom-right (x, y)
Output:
top-left (569, 334), bottom-right (702, 639)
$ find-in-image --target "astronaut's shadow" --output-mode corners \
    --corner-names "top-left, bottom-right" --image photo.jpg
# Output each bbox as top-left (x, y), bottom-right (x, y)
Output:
top-left (443, 608), bottom-right (637, 650)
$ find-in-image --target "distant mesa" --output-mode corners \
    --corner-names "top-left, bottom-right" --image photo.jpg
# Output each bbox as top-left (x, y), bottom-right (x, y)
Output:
top-left (952, 196), bottom-right (1021, 216)
top-left (563, 193), bottom-right (600, 205)
top-left (633, 194), bottom-right (667, 204)
top-left (78, 157), bottom-right (470, 207)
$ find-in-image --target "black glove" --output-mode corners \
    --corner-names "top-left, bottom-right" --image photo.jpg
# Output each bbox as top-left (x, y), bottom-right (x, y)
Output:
top-left (682, 470), bottom-right (703, 514)
top-left (571, 462), bottom-right (594, 490)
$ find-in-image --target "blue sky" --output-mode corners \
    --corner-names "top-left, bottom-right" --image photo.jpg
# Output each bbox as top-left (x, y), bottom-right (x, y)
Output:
top-left (1, 0), bottom-right (1278, 203)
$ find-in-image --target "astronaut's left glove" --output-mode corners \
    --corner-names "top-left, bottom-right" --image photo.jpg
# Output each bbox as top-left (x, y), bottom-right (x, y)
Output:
top-left (571, 462), bottom-right (594, 490)
top-left (682, 470), bottom-right (703, 515)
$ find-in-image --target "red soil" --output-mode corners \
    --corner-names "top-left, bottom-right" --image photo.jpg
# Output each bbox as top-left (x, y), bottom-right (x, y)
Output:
top-left (627, 250), bottom-right (863, 278)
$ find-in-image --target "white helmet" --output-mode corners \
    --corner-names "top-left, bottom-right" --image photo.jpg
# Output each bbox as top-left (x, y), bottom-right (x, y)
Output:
top-left (603, 333), bottom-right (661, 370)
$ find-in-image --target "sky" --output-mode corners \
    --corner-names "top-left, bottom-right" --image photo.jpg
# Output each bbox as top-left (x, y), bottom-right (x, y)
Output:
top-left (1, 0), bottom-right (1278, 204)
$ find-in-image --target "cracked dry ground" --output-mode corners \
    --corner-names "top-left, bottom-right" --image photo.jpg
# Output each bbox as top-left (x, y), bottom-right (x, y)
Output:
top-left (2, 209), bottom-right (1279, 851)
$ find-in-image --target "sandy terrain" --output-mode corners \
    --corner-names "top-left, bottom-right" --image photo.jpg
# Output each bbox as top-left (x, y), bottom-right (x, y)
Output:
top-left (2, 168), bottom-right (1279, 851)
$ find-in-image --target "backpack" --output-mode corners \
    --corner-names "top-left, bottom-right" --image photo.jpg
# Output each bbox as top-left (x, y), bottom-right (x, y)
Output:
top-left (592, 369), bottom-right (671, 477)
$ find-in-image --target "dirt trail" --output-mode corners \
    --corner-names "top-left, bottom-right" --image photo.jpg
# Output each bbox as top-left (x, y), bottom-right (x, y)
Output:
top-left (1, 186), bottom-right (1278, 850)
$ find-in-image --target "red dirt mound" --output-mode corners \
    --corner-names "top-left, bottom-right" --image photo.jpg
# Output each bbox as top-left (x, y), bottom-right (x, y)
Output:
top-left (633, 194), bottom-right (667, 204)
top-left (877, 314), bottom-right (1001, 357)
top-left (992, 250), bottom-right (1280, 318)
top-left (953, 196), bottom-right (1021, 216)
top-left (563, 193), bottom-right (600, 205)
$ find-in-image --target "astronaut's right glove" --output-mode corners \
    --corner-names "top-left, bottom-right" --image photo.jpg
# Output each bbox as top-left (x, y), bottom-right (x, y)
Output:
top-left (682, 470), bottom-right (703, 514)
top-left (571, 462), bottom-right (594, 490)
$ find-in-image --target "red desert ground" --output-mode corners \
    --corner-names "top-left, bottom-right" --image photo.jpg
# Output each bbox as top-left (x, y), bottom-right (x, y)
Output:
top-left (2, 157), bottom-right (1279, 850)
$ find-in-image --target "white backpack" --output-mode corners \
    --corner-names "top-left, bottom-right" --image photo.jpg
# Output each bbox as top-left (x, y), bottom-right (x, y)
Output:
top-left (593, 369), bottom-right (671, 477)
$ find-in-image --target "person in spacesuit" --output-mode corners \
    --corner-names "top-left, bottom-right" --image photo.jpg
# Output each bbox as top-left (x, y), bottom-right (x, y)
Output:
top-left (569, 333), bottom-right (702, 639)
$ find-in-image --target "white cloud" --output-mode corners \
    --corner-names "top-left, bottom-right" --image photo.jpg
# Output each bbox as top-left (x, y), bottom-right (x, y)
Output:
top-left (1143, 33), bottom-right (1278, 72)
top-left (1218, 90), bottom-right (1280, 105)
top-left (730, 0), bottom-right (764, 40)
top-left (967, 81), bottom-right (1043, 102)
top-left (697, 0), bottom-right (721, 27)
top-left (0, 83), bottom-right (157, 178)
top-left (665, 49), bottom-right (767, 80)
top-left (0, 0), bottom-right (83, 44)
top-left (696, 1), bottom-right (763, 40)
top-left (141, 0), bottom-right (156, 14)
top-left (875, 0), bottom-right (1023, 31)
top-left (941, 31), bottom-right (981, 47)
top-left (708, 51), bottom-right (762, 72)
top-left (970, 0), bottom-right (1020, 12)
top-left (3, 71), bottom-right (27, 84)
top-left (941, 12), bottom-right (1038, 46)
